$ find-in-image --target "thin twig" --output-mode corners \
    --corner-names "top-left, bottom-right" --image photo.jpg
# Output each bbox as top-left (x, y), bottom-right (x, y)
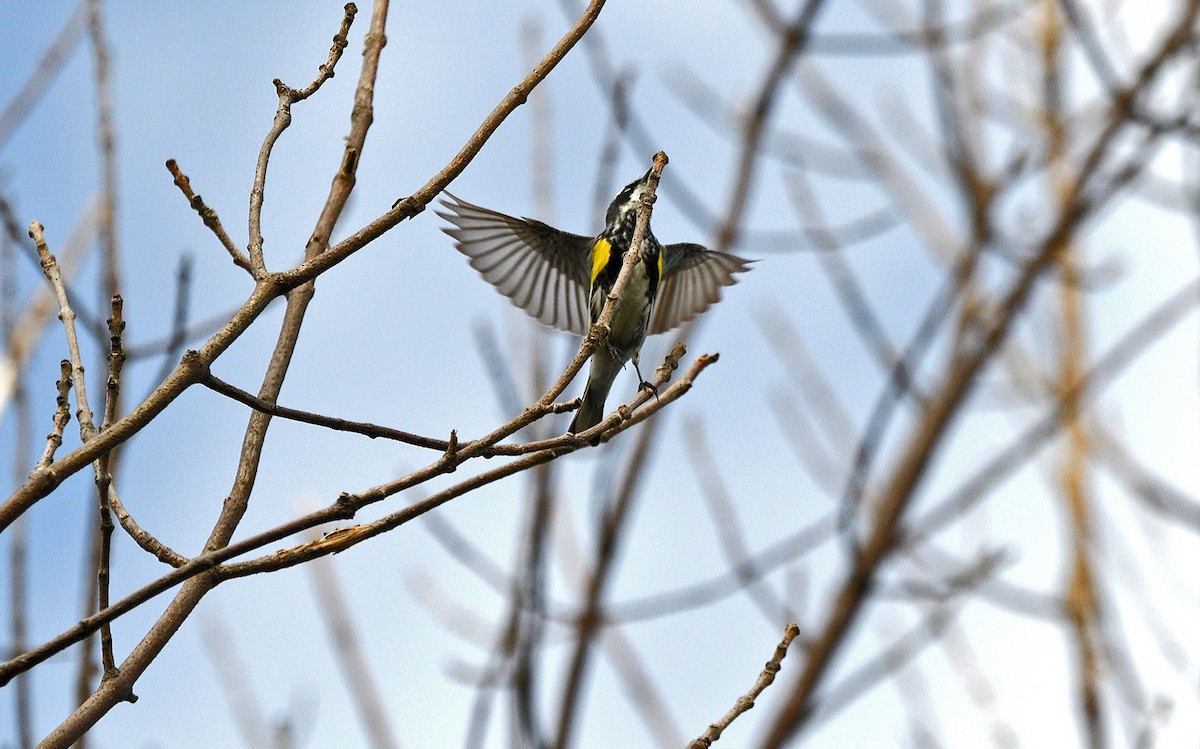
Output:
top-left (686, 623), bottom-right (801, 748)
top-left (107, 486), bottom-right (187, 567)
top-left (32, 199), bottom-right (118, 722)
top-left (201, 372), bottom-right (458, 452)
top-left (87, 0), bottom-right (120, 307)
top-left (95, 294), bottom-right (125, 682)
top-left (219, 349), bottom-right (708, 580)
top-left (36, 360), bottom-right (74, 470)
top-left (30, 222), bottom-right (97, 442)
top-left (0, 193), bottom-right (99, 425)
top-left (34, 4), bottom-right (371, 744)
top-left (165, 160), bottom-right (252, 272)
top-left (246, 4), bottom-right (357, 275)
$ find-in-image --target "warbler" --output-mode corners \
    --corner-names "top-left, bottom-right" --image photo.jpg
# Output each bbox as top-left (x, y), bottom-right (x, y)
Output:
top-left (438, 170), bottom-right (751, 437)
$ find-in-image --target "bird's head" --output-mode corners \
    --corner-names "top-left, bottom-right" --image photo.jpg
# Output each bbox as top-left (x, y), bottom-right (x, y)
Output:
top-left (604, 169), bottom-right (654, 229)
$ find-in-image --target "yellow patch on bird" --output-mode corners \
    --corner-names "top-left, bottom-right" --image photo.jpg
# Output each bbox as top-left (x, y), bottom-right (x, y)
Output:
top-left (657, 248), bottom-right (663, 279)
top-left (591, 237), bottom-right (611, 286)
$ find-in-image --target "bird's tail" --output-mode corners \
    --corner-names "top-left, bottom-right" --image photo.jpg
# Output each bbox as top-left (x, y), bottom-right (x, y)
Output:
top-left (568, 348), bottom-right (623, 439)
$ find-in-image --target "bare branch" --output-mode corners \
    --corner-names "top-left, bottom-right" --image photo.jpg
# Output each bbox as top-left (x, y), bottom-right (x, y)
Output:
top-left (0, 346), bottom-right (713, 687)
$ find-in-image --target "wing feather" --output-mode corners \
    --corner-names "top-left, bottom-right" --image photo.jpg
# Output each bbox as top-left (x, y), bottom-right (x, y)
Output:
top-left (650, 243), bottom-right (752, 334)
top-left (438, 192), bottom-right (592, 336)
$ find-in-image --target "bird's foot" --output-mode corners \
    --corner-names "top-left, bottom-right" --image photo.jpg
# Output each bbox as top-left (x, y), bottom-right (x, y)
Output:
top-left (632, 359), bottom-right (658, 400)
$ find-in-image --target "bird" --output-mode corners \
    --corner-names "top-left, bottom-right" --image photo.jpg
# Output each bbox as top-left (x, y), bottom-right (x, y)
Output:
top-left (437, 169), bottom-right (751, 439)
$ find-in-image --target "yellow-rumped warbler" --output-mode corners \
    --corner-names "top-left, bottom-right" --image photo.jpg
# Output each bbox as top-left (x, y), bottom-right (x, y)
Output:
top-left (438, 170), bottom-right (751, 436)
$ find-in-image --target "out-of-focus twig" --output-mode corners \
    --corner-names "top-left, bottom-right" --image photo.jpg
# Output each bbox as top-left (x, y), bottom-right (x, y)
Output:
top-left (0, 196), bottom-right (99, 425)
top-left (0, 1), bottom-right (87, 148)
top-left (715, 0), bottom-right (831, 253)
top-left (4, 228), bottom-right (36, 749)
top-left (306, 546), bottom-right (400, 749)
top-left (590, 72), bottom-right (631, 226)
top-left (1039, 1), bottom-right (1105, 743)
top-left (1094, 433), bottom-right (1200, 534)
top-left (87, 0), bottom-right (120, 307)
top-left (147, 254), bottom-right (193, 394)
top-left (907, 273), bottom-right (1200, 546)
top-left (551, 353), bottom-right (678, 749)
top-left (199, 612), bottom-right (273, 749)
top-left (604, 512), bottom-right (836, 625)
top-left (687, 420), bottom-right (790, 623)
top-left (755, 304), bottom-right (855, 455)
top-left (766, 388), bottom-right (842, 497)
top-left (760, 5), bottom-right (1200, 740)
top-left (940, 622), bottom-right (1019, 748)
top-left (783, 170), bottom-right (907, 383)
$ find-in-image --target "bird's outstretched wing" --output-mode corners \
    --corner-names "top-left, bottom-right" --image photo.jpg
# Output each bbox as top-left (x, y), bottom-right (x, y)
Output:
top-left (651, 243), bottom-right (752, 334)
top-left (438, 193), bottom-right (594, 336)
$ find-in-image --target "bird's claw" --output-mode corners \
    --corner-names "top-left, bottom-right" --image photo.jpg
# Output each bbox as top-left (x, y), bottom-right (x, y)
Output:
top-left (631, 357), bottom-right (658, 400)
